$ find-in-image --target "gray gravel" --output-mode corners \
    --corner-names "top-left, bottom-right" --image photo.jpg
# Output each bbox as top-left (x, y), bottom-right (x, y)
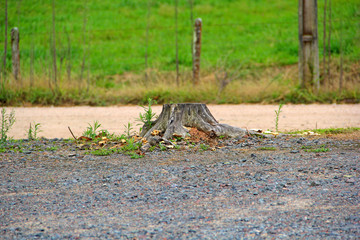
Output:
top-left (1, 135), bottom-right (359, 239)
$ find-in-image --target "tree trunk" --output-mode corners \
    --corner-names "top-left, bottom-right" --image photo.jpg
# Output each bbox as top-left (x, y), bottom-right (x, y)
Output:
top-left (140, 103), bottom-right (261, 141)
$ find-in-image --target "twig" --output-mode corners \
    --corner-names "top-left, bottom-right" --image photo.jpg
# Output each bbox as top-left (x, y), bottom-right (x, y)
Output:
top-left (68, 126), bottom-right (77, 140)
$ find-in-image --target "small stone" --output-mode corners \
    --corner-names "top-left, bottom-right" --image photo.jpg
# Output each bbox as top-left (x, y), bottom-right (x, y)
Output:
top-left (345, 178), bottom-right (356, 184)
top-left (290, 150), bottom-right (299, 154)
top-left (309, 181), bottom-right (320, 187)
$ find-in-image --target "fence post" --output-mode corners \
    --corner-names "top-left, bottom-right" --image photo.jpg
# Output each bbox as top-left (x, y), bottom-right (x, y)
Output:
top-left (11, 27), bottom-right (20, 82)
top-left (298, 0), bottom-right (319, 91)
top-left (2, 0), bottom-right (8, 83)
top-left (193, 18), bottom-right (202, 85)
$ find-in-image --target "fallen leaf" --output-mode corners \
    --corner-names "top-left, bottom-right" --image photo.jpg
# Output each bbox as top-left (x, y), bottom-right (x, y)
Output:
top-left (151, 130), bottom-right (161, 136)
top-left (78, 136), bottom-right (92, 141)
top-left (250, 129), bottom-right (263, 133)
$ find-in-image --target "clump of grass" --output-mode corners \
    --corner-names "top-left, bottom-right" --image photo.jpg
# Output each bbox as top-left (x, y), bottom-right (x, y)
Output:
top-left (1, 108), bottom-right (16, 142)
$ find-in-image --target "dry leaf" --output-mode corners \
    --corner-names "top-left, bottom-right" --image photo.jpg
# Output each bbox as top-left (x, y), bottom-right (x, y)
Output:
top-left (78, 136), bottom-right (92, 141)
top-left (151, 130), bottom-right (161, 136)
top-left (172, 133), bottom-right (183, 138)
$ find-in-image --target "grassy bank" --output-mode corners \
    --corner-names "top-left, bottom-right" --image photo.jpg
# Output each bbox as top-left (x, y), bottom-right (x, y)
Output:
top-left (1, 62), bottom-right (359, 106)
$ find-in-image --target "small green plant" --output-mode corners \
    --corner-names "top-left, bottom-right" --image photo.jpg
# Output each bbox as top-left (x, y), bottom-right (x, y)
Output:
top-left (274, 103), bottom-right (284, 132)
top-left (83, 120), bottom-right (102, 139)
top-left (124, 122), bottom-right (134, 138)
top-left (258, 146), bottom-right (277, 151)
top-left (47, 146), bottom-right (58, 151)
top-left (130, 152), bottom-right (144, 159)
top-left (27, 122), bottom-right (42, 140)
top-left (120, 138), bottom-right (140, 152)
top-left (301, 145), bottom-right (312, 150)
top-left (159, 142), bottom-right (167, 151)
top-left (200, 144), bottom-right (209, 151)
top-left (91, 148), bottom-right (116, 156)
top-left (149, 145), bottom-right (156, 152)
top-left (1, 108), bottom-right (16, 142)
top-left (137, 98), bottom-right (157, 129)
top-left (305, 147), bottom-right (330, 153)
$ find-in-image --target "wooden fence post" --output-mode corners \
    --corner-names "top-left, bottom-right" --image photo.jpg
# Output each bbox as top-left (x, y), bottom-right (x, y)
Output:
top-left (11, 27), bottom-right (20, 82)
top-left (193, 18), bottom-right (202, 85)
top-left (2, 0), bottom-right (8, 83)
top-left (298, 0), bottom-right (319, 91)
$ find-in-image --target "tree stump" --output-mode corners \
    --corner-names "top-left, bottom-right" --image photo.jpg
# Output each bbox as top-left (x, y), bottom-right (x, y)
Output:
top-left (140, 103), bottom-right (262, 142)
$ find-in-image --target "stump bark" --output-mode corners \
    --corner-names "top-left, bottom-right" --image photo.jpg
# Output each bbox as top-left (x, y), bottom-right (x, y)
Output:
top-left (140, 103), bottom-right (261, 141)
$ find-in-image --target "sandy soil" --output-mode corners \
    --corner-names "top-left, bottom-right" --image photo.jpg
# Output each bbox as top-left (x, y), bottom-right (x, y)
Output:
top-left (4, 104), bottom-right (360, 139)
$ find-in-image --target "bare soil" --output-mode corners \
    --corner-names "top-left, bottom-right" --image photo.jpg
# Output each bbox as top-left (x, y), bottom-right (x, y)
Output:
top-left (5, 104), bottom-right (360, 139)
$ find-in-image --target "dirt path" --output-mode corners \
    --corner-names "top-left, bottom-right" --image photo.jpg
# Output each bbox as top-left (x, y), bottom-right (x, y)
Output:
top-left (5, 104), bottom-right (360, 139)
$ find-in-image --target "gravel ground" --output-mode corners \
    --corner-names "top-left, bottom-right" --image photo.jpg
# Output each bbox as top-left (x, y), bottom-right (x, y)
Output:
top-left (1, 135), bottom-right (359, 239)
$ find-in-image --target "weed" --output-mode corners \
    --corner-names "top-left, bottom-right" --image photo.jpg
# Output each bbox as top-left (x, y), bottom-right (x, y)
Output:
top-left (83, 120), bottom-right (101, 139)
top-left (274, 103), bottom-right (284, 132)
top-left (124, 122), bottom-right (135, 138)
top-left (258, 146), bottom-right (277, 151)
top-left (200, 144), bottom-right (209, 151)
top-left (301, 144), bottom-right (329, 153)
top-left (1, 108), bottom-right (16, 142)
top-left (91, 148), bottom-right (116, 156)
top-left (149, 145), bottom-right (156, 152)
top-left (130, 152), bottom-right (144, 159)
top-left (137, 98), bottom-right (157, 129)
top-left (301, 145), bottom-right (313, 149)
top-left (120, 138), bottom-right (141, 152)
top-left (173, 136), bottom-right (183, 142)
top-left (47, 146), bottom-right (58, 151)
top-left (159, 142), bottom-right (167, 151)
top-left (27, 122), bottom-right (42, 140)
top-left (305, 148), bottom-right (330, 153)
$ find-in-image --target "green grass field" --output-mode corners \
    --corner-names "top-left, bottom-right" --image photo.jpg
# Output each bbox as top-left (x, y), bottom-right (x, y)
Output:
top-left (0, 0), bottom-right (359, 105)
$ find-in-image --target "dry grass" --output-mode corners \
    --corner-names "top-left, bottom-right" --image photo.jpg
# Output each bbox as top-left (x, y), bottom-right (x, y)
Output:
top-left (1, 61), bottom-right (359, 106)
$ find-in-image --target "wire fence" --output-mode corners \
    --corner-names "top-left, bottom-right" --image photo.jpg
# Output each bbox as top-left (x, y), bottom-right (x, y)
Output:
top-left (0, 0), bottom-right (359, 91)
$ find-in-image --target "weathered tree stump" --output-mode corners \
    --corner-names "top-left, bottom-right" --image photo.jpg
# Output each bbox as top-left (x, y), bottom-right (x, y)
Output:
top-left (140, 103), bottom-right (263, 142)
